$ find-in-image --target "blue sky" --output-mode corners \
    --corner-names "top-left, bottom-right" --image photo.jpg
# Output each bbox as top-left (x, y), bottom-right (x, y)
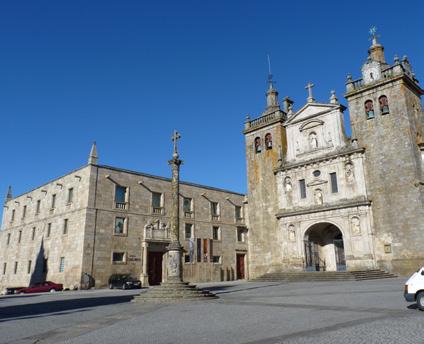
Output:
top-left (1, 0), bottom-right (423, 206)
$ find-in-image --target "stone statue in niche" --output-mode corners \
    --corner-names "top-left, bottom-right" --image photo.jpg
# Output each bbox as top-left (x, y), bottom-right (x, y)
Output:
top-left (351, 217), bottom-right (361, 236)
top-left (284, 177), bottom-right (292, 193)
top-left (288, 225), bottom-right (296, 241)
top-left (345, 162), bottom-right (355, 183)
top-left (295, 140), bottom-right (300, 153)
top-left (309, 132), bottom-right (318, 149)
top-left (314, 189), bottom-right (323, 205)
top-left (326, 131), bottom-right (332, 146)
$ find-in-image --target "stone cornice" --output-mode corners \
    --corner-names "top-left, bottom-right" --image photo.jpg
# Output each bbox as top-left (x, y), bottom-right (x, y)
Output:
top-left (275, 199), bottom-right (372, 219)
top-left (345, 73), bottom-right (424, 99)
top-left (274, 147), bottom-right (365, 174)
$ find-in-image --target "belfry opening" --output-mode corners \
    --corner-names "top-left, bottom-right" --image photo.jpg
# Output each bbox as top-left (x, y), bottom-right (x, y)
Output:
top-left (303, 223), bottom-right (346, 272)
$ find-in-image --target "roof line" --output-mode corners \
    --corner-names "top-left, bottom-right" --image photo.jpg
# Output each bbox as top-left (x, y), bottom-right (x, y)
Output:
top-left (96, 165), bottom-right (246, 196)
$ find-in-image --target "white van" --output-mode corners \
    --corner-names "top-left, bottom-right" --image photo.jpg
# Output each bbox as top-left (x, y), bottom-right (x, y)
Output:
top-left (404, 266), bottom-right (424, 311)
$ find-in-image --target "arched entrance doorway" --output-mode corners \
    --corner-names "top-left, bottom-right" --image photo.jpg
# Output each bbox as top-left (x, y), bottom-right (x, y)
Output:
top-left (304, 222), bottom-right (346, 271)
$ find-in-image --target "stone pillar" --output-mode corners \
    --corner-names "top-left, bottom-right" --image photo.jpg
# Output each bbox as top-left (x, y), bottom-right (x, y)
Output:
top-left (141, 241), bottom-right (149, 287)
top-left (167, 131), bottom-right (183, 283)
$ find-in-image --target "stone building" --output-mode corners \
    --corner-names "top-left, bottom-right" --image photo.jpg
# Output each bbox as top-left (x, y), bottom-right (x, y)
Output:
top-left (244, 34), bottom-right (423, 277)
top-left (0, 145), bottom-right (247, 290)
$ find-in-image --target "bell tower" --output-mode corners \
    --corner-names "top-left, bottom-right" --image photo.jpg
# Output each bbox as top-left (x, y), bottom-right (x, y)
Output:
top-left (345, 29), bottom-right (424, 275)
top-left (243, 73), bottom-right (288, 278)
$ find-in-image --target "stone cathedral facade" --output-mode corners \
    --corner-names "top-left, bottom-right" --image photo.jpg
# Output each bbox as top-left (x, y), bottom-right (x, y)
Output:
top-left (244, 36), bottom-right (424, 278)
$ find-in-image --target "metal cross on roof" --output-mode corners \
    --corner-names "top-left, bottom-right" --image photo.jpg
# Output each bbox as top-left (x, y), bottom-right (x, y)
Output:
top-left (369, 26), bottom-right (380, 43)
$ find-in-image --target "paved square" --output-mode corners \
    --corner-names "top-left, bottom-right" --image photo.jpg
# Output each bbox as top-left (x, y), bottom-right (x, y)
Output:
top-left (0, 278), bottom-right (422, 344)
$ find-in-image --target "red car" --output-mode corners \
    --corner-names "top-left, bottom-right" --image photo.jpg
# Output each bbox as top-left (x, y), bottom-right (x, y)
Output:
top-left (17, 281), bottom-right (63, 294)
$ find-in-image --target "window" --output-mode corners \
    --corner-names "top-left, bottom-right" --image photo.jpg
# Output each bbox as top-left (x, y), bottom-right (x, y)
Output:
top-left (18, 230), bottom-right (22, 243)
top-left (212, 256), bottom-right (221, 264)
top-left (152, 192), bottom-right (163, 214)
top-left (254, 137), bottom-right (262, 153)
top-left (27, 260), bottom-right (32, 274)
top-left (330, 172), bottom-right (338, 193)
top-left (63, 219), bottom-right (68, 235)
top-left (185, 223), bottom-right (193, 239)
top-left (7, 233), bottom-right (11, 245)
top-left (67, 188), bottom-right (74, 204)
top-left (112, 252), bottom-right (126, 264)
top-left (212, 226), bottom-right (221, 240)
top-left (51, 194), bottom-right (56, 209)
top-left (299, 179), bottom-right (307, 199)
top-left (22, 205), bottom-right (27, 219)
top-left (379, 95), bottom-right (389, 114)
top-left (47, 223), bottom-right (52, 237)
top-left (43, 258), bottom-right (48, 273)
top-left (265, 133), bottom-right (273, 149)
top-left (235, 206), bottom-right (243, 221)
top-left (365, 100), bottom-right (375, 119)
top-left (211, 202), bottom-right (220, 220)
top-left (11, 209), bottom-right (15, 222)
top-left (237, 227), bottom-right (247, 242)
top-left (115, 186), bottom-right (128, 209)
top-left (2, 262), bottom-right (6, 275)
top-left (114, 217), bottom-right (126, 235)
top-left (183, 197), bottom-right (193, 217)
top-left (184, 255), bottom-right (191, 263)
top-left (32, 227), bottom-right (36, 240)
top-left (36, 200), bottom-right (41, 214)
top-left (313, 170), bottom-right (321, 177)
top-left (59, 257), bottom-right (65, 272)
top-left (14, 262), bottom-right (18, 274)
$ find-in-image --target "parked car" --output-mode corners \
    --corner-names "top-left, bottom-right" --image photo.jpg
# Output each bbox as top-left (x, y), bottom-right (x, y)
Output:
top-left (108, 274), bottom-right (142, 289)
top-left (404, 266), bottom-right (424, 311)
top-left (1, 287), bottom-right (26, 295)
top-left (16, 281), bottom-right (63, 294)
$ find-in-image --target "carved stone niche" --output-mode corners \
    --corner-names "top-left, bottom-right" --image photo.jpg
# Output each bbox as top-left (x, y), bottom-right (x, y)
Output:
top-left (345, 162), bottom-right (355, 183)
top-left (350, 216), bottom-right (361, 236)
top-left (288, 224), bottom-right (296, 241)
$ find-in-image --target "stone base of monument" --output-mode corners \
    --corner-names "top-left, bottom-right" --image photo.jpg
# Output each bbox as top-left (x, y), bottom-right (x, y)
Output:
top-left (133, 281), bottom-right (217, 302)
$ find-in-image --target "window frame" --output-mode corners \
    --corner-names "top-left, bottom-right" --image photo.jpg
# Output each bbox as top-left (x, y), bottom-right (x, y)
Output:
top-left (67, 187), bottom-right (74, 204)
top-left (59, 257), bottom-right (65, 272)
top-left (330, 172), bottom-right (338, 193)
top-left (299, 179), bottom-right (307, 199)
top-left (63, 219), bottom-right (69, 235)
top-left (212, 226), bottom-right (221, 241)
top-left (114, 216), bottom-right (127, 236)
top-left (47, 223), bottom-right (52, 237)
top-left (151, 191), bottom-right (163, 214)
top-left (184, 223), bottom-right (193, 240)
top-left (112, 251), bottom-right (126, 264)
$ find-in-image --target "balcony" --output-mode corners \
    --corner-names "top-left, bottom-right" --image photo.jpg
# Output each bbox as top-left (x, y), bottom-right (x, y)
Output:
top-left (152, 207), bottom-right (164, 215)
top-left (211, 215), bottom-right (220, 222)
top-left (184, 211), bottom-right (194, 219)
top-left (115, 202), bottom-right (127, 210)
top-left (235, 217), bottom-right (245, 224)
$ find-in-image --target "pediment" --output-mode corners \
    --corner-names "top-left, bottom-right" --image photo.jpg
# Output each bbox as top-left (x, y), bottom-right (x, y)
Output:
top-left (286, 102), bottom-right (339, 125)
top-left (307, 179), bottom-right (328, 187)
top-left (299, 119), bottom-right (324, 132)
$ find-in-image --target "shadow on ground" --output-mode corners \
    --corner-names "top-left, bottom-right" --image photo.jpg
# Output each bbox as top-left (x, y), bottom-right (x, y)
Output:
top-left (0, 294), bottom-right (134, 322)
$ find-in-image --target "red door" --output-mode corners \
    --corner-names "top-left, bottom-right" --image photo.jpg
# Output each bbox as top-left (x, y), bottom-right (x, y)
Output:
top-left (147, 252), bottom-right (163, 285)
top-left (236, 254), bottom-right (245, 280)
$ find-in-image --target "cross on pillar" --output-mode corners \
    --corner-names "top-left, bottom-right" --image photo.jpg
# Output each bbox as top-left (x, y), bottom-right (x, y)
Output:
top-left (305, 82), bottom-right (315, 103)
top-left (171, 130), bottom-right (181, 158)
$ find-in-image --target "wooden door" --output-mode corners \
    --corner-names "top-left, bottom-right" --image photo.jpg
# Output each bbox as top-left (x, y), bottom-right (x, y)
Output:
top-left (147, 252), bottom-right (163, 285)
top-left (236, 254), bottom-right (245, 280)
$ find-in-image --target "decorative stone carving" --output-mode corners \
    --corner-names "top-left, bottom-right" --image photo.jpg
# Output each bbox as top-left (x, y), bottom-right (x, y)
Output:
top-left (351, 216), bottom-right (361, 236)
top-left (309, 132), bottom-right (318, 149)
top-left (284, 177), bottom-right (292, 193)
top-left (314, 189), bottom-right (323, 205)
top-left (288, 224), bottom-right (296, 241)
top-left (345, 162), bottom-right (355, 183)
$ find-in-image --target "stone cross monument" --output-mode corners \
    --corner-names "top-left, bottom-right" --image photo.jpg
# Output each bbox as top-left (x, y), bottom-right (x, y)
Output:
top-left (166, 130), bottom-right (183, 282)
top-left (134, 130), bottom-right (216, 302)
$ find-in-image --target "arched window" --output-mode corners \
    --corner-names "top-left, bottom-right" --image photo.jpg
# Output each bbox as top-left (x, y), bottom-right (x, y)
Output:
top-left (265, 133), bottom-right (272, 149)
top-left (254, 137), bottom-right (262, 153)
top-left (365, 100), bottom-right (375, 119)
top-left (379, 95), bottom-right (389, 115)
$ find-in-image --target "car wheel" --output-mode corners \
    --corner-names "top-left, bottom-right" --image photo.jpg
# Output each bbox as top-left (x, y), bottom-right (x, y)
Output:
top-left (417, 291), bottom-right (424, 311)
top-left (49, 289), bottom-right (56, 293)
top-left (109, 283), bottom-right (114, 289)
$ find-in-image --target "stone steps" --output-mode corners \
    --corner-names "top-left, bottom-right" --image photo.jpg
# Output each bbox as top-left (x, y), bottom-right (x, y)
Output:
top-left (133, 281), bottom-right (217, 302)
top-left (251, 269), bottom-right (397, 282)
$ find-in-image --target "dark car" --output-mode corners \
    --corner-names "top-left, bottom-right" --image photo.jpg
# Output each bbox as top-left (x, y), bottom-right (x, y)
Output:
top-left (17, 281), bottom-right (63, 294)
top-left (108, 274), bottom-right (142, 289)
